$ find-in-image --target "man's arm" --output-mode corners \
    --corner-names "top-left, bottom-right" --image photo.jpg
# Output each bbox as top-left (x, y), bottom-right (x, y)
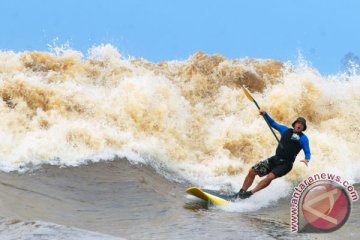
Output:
top-left (300, 136), bottom-right (311, 166)
top-left (260, 111), bottom-right (288, 135)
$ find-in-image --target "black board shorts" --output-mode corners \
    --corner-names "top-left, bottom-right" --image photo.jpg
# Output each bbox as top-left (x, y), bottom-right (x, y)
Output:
top-left (252, 156), bottom-right (293, 178)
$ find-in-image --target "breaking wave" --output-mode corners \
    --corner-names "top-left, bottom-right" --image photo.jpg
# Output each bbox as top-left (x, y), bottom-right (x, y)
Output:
top-left (0, 44), bottom-right (359, 191)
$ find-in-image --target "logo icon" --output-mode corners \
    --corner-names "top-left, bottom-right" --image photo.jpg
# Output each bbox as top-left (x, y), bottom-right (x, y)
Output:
top-left (300, 181), bottom-right (351, 232)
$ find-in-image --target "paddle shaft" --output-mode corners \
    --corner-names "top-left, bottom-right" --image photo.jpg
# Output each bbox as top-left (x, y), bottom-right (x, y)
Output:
top-left (241, 86), bottom-right (284, 149)
top-left (251, 99), bottom-right (283, 148)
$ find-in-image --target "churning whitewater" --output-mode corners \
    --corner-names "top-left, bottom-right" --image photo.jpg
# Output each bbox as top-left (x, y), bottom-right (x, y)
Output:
top-left (0, 44), bottom-right (359, 190)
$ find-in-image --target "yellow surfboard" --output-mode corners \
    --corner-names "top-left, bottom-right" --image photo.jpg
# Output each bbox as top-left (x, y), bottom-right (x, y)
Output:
top-left (186, 187), bottom-right (231, 206)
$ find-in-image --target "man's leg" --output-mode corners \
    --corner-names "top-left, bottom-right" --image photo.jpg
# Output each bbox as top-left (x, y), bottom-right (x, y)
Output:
top-left (234, 168), bottom-right (257, 199)
top-left (250, 163), bottom-right (292, 194)
top-left (250, 172), bottom-right (276, 193)
top-left (241, 168), bottom-right (257, 191)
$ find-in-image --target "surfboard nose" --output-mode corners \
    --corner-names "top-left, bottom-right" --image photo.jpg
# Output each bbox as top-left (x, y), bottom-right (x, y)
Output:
top-left (186, 187), bottom-right (230, 206)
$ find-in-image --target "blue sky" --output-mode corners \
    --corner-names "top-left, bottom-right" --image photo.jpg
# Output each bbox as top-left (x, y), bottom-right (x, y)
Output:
top-left (0, 0), bottom-right (359, 74)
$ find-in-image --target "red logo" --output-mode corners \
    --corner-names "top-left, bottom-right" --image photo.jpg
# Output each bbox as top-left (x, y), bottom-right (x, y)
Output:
top-left (301, 181), bottom-right (351, 232)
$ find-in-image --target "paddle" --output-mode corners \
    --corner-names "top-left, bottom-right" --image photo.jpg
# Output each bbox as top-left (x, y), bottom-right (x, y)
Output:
top-left (241, 86), bottom-right (283, 148)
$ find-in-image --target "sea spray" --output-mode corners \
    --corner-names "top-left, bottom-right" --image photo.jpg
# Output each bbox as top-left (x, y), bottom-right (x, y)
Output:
top-left (0, 45), bottom-right (359, 191)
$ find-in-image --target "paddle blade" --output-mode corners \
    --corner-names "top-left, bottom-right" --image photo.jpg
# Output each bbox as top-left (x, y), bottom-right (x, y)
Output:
top-left (242, 86), bottom-right (254, 101)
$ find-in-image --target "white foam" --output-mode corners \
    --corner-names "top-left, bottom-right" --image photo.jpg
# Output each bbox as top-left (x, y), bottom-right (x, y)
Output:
top-left (220, 179), bottom-right (292, 212)
top-left (0, 46), bottom-right (359, 198)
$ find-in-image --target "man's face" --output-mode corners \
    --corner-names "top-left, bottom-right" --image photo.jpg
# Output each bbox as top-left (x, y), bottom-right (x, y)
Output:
top-left (294, 122), bottom-right (305, 132)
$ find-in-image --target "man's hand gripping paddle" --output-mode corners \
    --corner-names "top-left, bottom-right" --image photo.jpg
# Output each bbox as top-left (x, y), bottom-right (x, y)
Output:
top-left (241, 86), bottom-right (283, 149)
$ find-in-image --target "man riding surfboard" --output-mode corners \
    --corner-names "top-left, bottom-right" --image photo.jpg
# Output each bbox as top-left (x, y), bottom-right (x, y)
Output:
top-left (235, 110), bottom-right (311, 199)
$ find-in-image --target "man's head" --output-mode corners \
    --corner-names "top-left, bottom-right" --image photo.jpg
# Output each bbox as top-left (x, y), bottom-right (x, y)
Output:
top-left (292, 117), bottom-right (307, 132)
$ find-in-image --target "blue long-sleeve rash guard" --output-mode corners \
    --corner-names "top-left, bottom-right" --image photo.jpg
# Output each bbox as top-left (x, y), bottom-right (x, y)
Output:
top-left (263, 113), bottom-right (311, 160)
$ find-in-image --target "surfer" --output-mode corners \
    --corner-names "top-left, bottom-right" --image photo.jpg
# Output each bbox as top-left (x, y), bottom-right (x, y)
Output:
top-left (235, 110), bottom-right (311, 199)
